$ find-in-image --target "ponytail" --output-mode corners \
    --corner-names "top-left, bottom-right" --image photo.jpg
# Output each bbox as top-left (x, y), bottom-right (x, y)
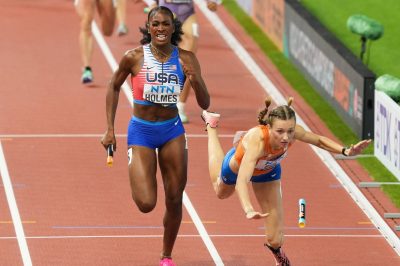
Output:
top-left (258, 97), bottom-right (272, 125)
top-left (287, 97), bottom-right (293, 107)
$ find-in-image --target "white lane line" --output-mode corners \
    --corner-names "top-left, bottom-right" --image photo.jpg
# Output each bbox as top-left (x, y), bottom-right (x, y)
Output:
top-left (0, 142), bottom-right (32, 265)
top-left (183, 193), bottom-right (224, 265)
top-left (0, 134), bottom-right (234, 138)
top-left (194, 0), bottom-right (400, 256)
top-left (0, 134), bottom-right (125, 138)
top-left (92, 22), bottom-right (224, 265)
top-left (0, 234), bottom-right (383, 240)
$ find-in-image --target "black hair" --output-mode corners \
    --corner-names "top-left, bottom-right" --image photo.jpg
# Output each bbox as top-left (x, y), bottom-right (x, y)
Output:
top-left (139, 6), bottom-right (184, 46)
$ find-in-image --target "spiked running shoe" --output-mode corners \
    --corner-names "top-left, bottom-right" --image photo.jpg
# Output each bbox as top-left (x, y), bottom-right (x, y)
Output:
top-left (273, 249), bottom-right (291, 266)
top-left (201, 110), bottom-right (220, 129)
top-left (81, 68), bottom-right (93, 84)
top-left (160, 257), bottom-right (176, 266)
top-left (266, 245), bottom-right (291, 266)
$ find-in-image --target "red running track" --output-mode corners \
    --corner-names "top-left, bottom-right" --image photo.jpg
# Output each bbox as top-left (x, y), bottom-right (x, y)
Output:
top-left (0, 0), bottom-right (399, 265)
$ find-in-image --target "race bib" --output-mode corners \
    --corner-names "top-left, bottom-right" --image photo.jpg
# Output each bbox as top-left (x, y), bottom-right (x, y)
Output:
top-left (255, 151), bottom-right (287, 171)
top-left (143, 83), bottom-right (181, 104)
top-left (255, 160), bottom-right (276, 171)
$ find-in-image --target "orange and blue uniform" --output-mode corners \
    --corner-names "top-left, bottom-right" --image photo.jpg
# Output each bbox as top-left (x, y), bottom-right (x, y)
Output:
top-left (220, 125), bottom-right (291, 184)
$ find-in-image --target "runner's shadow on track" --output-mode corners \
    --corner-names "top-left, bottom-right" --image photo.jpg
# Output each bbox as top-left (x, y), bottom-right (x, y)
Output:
top-left (179, 256), bottom-right (249, 266)
top-left (82, 84), bottom-right (105, 89)
top-left (227, 255), bottom-right (257, 266)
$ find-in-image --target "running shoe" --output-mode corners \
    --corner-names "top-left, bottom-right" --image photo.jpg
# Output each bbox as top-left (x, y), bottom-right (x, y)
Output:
top-left (81, 68), bottom-right (93, 84)
top-left (160, 258), bottom-right (176, 266)
top-left (201, 110), bottom-right (220, 129)
top-left (117, 24), bottom-right (128, 36)
top-left (266, 245), bottom-right (291, 266)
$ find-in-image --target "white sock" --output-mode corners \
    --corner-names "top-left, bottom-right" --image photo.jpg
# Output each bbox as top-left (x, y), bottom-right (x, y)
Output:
top-left (177, 102), bottom-right (185, 113)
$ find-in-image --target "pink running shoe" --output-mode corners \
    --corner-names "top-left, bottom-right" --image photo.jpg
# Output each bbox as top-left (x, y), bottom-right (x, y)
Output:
top-left (160, 257), bottom-right (176, 266)
top-left (201, 110), bottom-right (220, 129)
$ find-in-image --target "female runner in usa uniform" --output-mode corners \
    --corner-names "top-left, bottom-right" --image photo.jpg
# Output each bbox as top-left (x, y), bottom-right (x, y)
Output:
top-left (101, 6), bottom-right (210, 266)
top-left (201, 97), bottom-right (371, 265)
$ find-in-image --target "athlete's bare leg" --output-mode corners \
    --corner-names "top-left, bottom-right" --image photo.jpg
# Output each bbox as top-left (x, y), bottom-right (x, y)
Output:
top-left (75, 0), bottom-right (96, 68)
top-left (116, 0), bottom-right (128, 36)
top-left (206, 125), bottom-right (235, 198)
top-left (157, 134), bottom-right (187, 258)
top-left (75, 0), bottom-right (115, 83)
top-left (97, 0), bottom-right (116, 36)
top-left (128, 146), bottom-right (158, 213)
top-left (253, 180), bottom-right (291, 264)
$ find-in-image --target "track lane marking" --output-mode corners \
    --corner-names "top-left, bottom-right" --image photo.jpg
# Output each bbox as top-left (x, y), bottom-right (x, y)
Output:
top-left (0, 142), bottom-right (32, 265)
top-left (0, 134), bottom-right (234, 138)
top-left (0, 234), bottom-right (384, 240)
top-left (0, 221), bottom-right (36, 224)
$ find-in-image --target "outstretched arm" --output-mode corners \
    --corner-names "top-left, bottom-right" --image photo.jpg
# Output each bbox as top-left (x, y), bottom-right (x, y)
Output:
top-left (235, 128), bottom-right (269, 219)
top-left (101, 50), bottom-right (136, 150)
top-left (294, 124), bottom-right (371, 156)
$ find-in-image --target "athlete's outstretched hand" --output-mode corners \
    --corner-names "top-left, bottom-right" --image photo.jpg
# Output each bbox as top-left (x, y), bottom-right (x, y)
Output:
top-left (246, 211), bottom-right (269, 220)
top-left (345, 139), bottom-right (372, 156)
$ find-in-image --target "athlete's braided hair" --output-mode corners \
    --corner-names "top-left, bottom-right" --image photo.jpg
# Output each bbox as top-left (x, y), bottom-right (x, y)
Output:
top-left (139, 6), bottom-right (183, 46)
top-left (258, 97), bottom-right (296, 125)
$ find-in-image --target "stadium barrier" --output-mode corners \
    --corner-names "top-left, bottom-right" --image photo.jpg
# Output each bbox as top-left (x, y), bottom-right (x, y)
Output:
top-left (234, 0), bottom-right (375, 139)
top-left (375, 90), bottom-right (400, 181)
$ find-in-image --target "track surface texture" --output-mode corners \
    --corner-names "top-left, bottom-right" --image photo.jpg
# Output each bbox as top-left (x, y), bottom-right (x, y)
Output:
top-left (0, 1), bottom-right (399, 265)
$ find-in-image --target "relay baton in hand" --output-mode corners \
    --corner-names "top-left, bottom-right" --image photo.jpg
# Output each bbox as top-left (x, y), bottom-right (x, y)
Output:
top-left (107, 144), bottom-right (114, 167)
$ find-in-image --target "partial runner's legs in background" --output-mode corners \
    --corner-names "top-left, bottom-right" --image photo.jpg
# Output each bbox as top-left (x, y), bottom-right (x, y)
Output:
top-left (143, 0), bottom-right (157, 13)
top-left (75, 0), bottom-right (116, 83)
top-left (177, 14), bottom-right (199, 123)
top-left (116, 0), bottom-right (128, 36)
